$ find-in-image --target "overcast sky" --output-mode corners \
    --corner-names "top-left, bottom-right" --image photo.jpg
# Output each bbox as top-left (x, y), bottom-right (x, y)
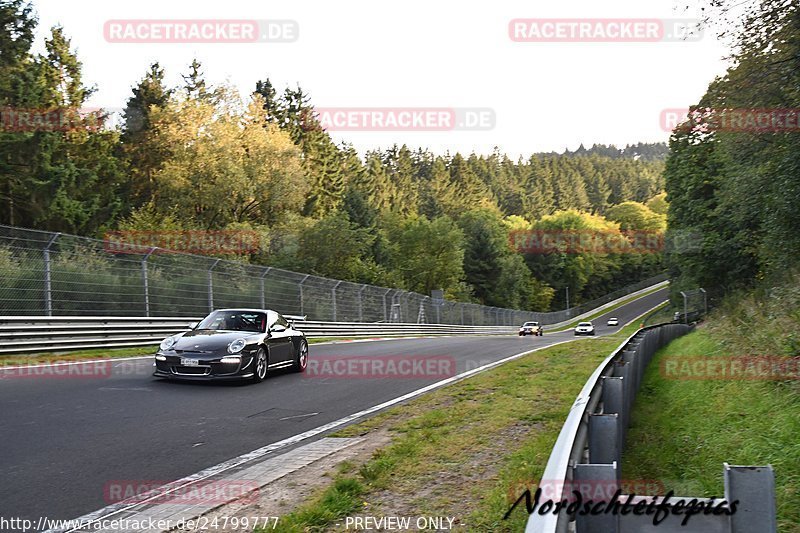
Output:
top-left (31, 0), bottom-right (732, 157)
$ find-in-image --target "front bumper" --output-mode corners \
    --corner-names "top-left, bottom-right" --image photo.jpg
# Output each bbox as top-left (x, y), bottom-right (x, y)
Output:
top-left (574, 330), bottom-right (595, 336)
top-left (153, 352), bottom-right (256, 380)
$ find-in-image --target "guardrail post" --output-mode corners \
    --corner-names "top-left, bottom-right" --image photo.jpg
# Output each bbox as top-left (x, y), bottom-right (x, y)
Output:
top-left (141, 247), bottom-right (156, 317)
top-left (332, 281), bottom-right (342, 321)
top-left (259, 267), bottom-right (272, 309)
top-left (612, 361), bottom-right (632, 430)
top-left (207, 259), bottom-right (220, 312)
top-left (621, 349), bottom-right (639, 393)
top-left (601, 376), bottom-right (625, 444)
top-left (573, 463), bottom-right (619, 533)
top-left (299, 274), bottom-right (310, 317)
top-left (724, 463), bottom-right (777, 533)
top-left (42, 232), bottom-right (60, 316)
top-left (588, 414), bottom-right (620, 465)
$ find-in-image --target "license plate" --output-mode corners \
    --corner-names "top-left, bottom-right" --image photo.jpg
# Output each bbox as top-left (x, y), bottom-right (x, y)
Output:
top-left (181, 358), bottom-right (199, 367)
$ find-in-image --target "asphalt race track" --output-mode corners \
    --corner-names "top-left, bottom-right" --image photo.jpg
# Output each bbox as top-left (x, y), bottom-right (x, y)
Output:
top-left (0, 287), bottom-right (667, 525)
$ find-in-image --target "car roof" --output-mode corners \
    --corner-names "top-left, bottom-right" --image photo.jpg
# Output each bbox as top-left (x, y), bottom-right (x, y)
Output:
top-left (578, 322), bottom-right (592, 325)
top-left (215, 308), bottom-right (273, 314)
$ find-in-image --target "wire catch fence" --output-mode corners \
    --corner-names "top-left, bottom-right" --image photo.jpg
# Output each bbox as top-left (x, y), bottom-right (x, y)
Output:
top-left (0, 224), bottom-right (666, 325)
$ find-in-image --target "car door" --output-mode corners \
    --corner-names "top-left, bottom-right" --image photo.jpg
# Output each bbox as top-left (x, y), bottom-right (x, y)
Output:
top-left (267, 314), bottom-right (294, 364)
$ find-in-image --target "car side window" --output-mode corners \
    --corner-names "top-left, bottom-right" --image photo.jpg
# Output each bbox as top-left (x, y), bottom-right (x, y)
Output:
top-left (277, 315), bottom-right (289, 328)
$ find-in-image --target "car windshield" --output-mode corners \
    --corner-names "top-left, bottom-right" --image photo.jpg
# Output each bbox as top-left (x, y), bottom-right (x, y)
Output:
top-left (196, 310), bottom-right (266, 332)
top-left (578, 322), bottom-right (592, 327)
top-left (522, 322), bottom-right (537, 326)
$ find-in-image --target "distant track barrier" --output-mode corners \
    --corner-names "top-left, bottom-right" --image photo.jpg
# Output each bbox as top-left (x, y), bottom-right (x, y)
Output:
top-left (0, 316), bottom-right (519, 355)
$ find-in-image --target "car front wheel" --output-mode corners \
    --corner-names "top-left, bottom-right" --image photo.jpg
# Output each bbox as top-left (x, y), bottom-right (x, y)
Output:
top-left (292, 340), bottom-right (308, 373)
top-left (252, 347), bottom-right (268, 383)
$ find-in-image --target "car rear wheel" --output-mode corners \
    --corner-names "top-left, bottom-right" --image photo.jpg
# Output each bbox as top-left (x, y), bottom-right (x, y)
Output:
top-left (292, 340), bottom-right (308, 373)
top-left (252, 347), bottom-right (268, 383)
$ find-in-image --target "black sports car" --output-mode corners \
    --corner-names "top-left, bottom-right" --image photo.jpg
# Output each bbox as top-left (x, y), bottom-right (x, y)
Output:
top-left (153, 309), bottom-right (308, 382)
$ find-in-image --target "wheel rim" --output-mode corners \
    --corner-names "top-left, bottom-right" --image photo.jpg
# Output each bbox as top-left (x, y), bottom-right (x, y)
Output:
top-left (257, 350), bottom-right (267, 378)
top-left (299, 343), bottom-right (308, 369)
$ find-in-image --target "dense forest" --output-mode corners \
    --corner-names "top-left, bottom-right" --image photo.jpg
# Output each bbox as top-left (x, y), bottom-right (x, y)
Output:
top-left (664, 0), bottom-right (798, 301)
top-left (0, 0), bottom-right (669, 312)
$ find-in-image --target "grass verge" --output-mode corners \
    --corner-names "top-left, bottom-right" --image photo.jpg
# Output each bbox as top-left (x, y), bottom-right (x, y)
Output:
top-left (623, 285), bottom-right (800, 531)
top-left (263, 323), bottom-right (642, 532)
top-left (0, 344), bottom-right (158, 366)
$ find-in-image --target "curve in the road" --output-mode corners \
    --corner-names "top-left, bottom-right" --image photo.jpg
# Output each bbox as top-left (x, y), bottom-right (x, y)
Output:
top-left (0, 287), bottom-right (668, 525)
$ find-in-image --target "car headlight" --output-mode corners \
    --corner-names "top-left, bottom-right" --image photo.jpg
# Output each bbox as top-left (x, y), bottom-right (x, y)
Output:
top-left (160, 336), bottom-right (177, 351)
top-left (228, 338), bottom-right (247, 354)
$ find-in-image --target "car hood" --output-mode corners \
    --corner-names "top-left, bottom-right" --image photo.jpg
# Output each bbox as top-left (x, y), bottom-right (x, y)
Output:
top-left (173, 330), bottom-right (259, 352)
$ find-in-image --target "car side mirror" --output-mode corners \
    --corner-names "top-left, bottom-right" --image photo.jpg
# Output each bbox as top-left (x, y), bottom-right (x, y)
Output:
top-left (270, 324), bottom-right (286, 333)
top-left (188, 322), bottom-right (198, 330)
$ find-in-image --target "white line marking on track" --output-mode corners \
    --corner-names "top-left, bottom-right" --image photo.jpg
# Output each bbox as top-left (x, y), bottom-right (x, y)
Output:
top-left (279, 412), bottom-right (320, 421)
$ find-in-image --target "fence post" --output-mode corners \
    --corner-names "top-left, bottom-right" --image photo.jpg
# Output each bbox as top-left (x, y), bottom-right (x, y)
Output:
top-left (358, 284), bottom-right (367, 322)
top-left (43, 232), bottom-right (61, 316)
top-left (700, 287), bottom-right (708, 316)
top-left (382, 288), bottom-right (391, 322)
top-left (141, 247), bottom-right (156, 317)
top-left (299, 274), bottom-right (310, 317)
top-left (681, 290), bottom-right (688, 324)
top-left (259, 267), bottom-right (272, 309)
top-left (331, 280), bottom-right (342, 321)
top-left (207, 259), bottom-right (220, 312)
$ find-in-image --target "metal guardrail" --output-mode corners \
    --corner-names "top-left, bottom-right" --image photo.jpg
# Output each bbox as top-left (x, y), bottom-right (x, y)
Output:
top-left (0, 316), bottom-right (517, 355)
top-left (523, 323), bottom-right (777, 533)
top-left (0, 279), bottom-right (670, 355)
